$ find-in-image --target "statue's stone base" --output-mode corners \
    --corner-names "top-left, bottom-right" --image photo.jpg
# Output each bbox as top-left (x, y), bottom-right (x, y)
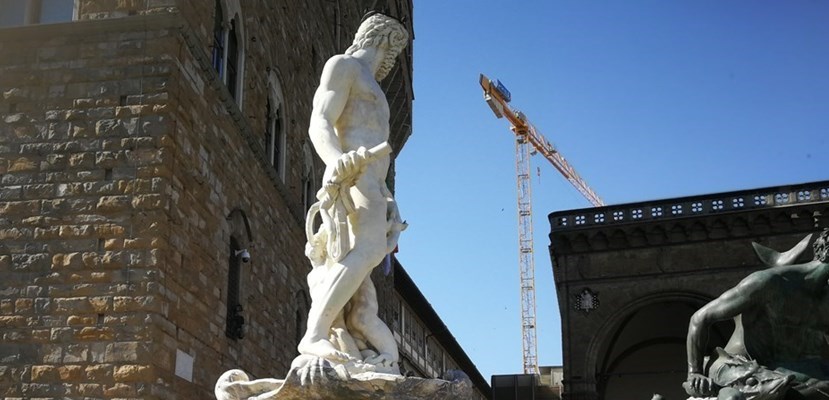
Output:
top-left (215, 357), bottom-right (477, 400)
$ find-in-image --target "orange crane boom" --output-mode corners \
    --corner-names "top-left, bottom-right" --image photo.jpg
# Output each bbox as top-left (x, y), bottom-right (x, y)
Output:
top-left (479, 74), bottom-right (604, 375)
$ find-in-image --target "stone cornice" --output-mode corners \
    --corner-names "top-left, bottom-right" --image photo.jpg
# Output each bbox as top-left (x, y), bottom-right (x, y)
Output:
top-left (548, 180), bottom-right (829, 255)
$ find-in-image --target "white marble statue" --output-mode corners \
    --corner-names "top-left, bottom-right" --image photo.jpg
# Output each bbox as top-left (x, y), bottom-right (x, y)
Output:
top-left (298, 11), bottom-right (408, 374)
top-left (214, 14), bottom-right (443, 400)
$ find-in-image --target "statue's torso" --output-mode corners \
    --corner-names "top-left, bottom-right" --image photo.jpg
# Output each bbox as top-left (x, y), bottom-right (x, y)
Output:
top-left (336, 63), bottom-right (391, 187)
top-left (736, 270), bottom-right (829, 370)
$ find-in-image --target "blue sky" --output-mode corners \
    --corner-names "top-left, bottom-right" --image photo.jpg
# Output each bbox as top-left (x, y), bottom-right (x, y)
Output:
top-left (393, 1), bottom-right (829, 380)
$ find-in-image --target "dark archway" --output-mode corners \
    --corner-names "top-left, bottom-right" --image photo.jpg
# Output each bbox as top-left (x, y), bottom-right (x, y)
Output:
top-left (593, 298), bottom-right (732, 400)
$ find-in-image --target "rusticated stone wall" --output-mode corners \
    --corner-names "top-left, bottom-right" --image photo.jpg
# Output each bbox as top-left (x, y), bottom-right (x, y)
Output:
top-left (0, 1), bottom-right (414, 398)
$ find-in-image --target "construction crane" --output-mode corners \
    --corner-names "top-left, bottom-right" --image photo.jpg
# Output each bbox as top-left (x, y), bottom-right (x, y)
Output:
top-left (479, 74), bottom-right (604, 375)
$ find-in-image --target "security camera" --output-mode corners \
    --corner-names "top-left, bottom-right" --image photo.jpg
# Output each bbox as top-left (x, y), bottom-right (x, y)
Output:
top-left (235, 249), bottom-right (251, 263)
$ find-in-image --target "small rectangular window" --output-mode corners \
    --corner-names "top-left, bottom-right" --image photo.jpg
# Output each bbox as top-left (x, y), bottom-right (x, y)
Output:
top-left (38, 0), bottom-right (74, 24)
top-left (0, 0), bottom-right (27, 27)
top-left (0, 0), bottom-right (73, 27)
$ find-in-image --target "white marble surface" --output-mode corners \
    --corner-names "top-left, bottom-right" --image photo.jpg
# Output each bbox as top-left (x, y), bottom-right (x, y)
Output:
top-left (215, 13), bottom-right (416, 399)
top-left (298, 12), bottom-right (409, 372)
top-left (215, 358), bottom-right (477, 400)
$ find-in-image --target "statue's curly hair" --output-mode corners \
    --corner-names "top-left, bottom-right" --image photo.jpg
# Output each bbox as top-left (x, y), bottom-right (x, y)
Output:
top-left (345, 13), bottom-right (408, 80)
top-left (814, 228), bottom-right (829, 263)
top-left (346, 13), bottom-right (407, 54)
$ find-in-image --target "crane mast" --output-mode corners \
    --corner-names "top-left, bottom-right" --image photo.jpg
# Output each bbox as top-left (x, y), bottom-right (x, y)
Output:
top-left (479, 74), bottom-right (604, 375)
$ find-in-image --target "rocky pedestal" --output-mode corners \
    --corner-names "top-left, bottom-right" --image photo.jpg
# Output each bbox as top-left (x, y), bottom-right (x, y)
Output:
top-left (215, 356), bottom-right (477, 400)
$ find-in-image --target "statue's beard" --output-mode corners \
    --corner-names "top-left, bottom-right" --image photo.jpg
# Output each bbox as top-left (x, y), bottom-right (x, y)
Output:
top-left (375, 50), bottom-right (399, 81)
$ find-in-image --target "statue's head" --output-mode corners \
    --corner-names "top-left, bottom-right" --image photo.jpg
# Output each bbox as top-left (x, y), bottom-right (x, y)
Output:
top-left (345, 12), bottom-right (409, 81)
top-left (814, 228), bottom-right (829, 263)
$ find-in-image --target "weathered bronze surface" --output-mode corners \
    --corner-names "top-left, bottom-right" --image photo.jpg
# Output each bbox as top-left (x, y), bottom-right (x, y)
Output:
top-left (685, 229), bottom-right (829, 399)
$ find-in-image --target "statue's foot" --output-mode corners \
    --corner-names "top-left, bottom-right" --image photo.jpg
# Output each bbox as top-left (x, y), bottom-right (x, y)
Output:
top-left (363, 352), bottom-right (400, 375)
top-left (298, 338), bottom-right (352, 363)
top-left (363, 352), bottom-right (392, 365)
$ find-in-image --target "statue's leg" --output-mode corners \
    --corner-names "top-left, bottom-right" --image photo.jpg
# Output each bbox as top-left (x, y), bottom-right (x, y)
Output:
top-left (298, 192), bottom-right (387, 362)
top-left (346, 275), bottom-right (399, 367)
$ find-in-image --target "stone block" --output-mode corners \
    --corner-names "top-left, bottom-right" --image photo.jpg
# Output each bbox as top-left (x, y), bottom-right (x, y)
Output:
top-left (0, 185), bottom-right (22, 200)
top-left (132, 194), bottom-right (164, 210)
top-left (96, 195), bottom-right (131, 213)
top-left (58, 365), bottom-right (83, 381)
top-left (103, 382), bottom-right (137, 397)
top-left (85, 363), bottom-right (112, 380)
top-left (14, 299), bottom-right (33, 314)
top-left (67, 315), bottom-right (96, 326)
top-left (113, 364), bottom-right (153, 382)
top-left (0, 343), bottom-right (37, 363)
top-left (0, 201), bottom-right (40, 215)
top-left (58, 225), bottom-right (94, 239)
top-left (54, 297), bottom-right (93, 313)
top-left (31, 329), bottom-right (50, 342)
top-left (41, 344), bottom-right (62, 363)
top-left (62, 344), bottom-right (89, 363)
top-left (94, 151), bottom-right (125, 168)
top-left (30, 365), bottom-right (57, 382)
top-left (55, 183), bottom-right (84, 197)
top-left (0, 300), bottom-right (13, 314)
top-left (104, 341), bottom-right (146, 362)
top-left (0, 228), bottom-right (26, 240)
top-left (77, 383), bottom-right (104, 397)
top-left (68, 152), bottom-right (95, 168)
top-left (77, 327), bottom-right (114, 341)
top-left (89, 296), bottom-right (111, 312)
top-left (50, 327), bottom-right (74, 342)
top-left (0, 316), bottom-right (26, 327)
top-left (95, 119), bottom-right (126, 137)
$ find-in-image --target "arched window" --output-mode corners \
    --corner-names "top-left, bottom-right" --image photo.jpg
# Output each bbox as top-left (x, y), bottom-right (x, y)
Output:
top-left (302, 143), bottom-right (316, 212)
top-left (294, 291), bottom-right (309, 348)
top-left (266, 72), bottom-right (286, 180)
top-left (211, 0), bottom-right (224, 73)
top-left (225, 208), bottom-right (252, 341)
top-left (226, 236), bottom-right (245, 340)
top-left (211, 0), bottom-right (245, 107)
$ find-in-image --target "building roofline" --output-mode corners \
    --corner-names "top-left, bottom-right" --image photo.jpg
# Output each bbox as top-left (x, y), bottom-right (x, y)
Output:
top-left (394, 259), bottom-right (492, 398)
top-left (548, 180), bottom-right (829, 233)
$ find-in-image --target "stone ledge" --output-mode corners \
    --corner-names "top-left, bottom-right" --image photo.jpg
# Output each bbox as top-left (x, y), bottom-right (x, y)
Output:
top-left (216, 359), bottom-right (478, 400)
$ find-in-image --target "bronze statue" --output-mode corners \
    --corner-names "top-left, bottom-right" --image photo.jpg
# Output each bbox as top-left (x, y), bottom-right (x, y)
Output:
top-left (685, 229), bottom-right (829, 399)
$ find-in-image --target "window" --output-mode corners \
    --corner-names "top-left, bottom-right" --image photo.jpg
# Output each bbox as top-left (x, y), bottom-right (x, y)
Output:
top-left (302, 143), bottom-right (316, 211)
top-left (211, 0), bottom-right (244, 106)
top-left (266, 72), bottom-right (287, 180)
top-left (225, 236), bottom-right (245, 340)
top-left (0, 0), bottom-right (75, 27)
top-left (226, 19), bottom-right (239, 98)
top-left (294, 291), bottom-right (309, 348)
top-left (211, 0), bottom-right (224, 74)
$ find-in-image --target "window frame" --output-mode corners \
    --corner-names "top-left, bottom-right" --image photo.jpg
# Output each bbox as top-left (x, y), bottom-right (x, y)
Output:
top-left (302, 142), bottom-right (316, 212)
top-left (211, 0), bottom-right (245, 108)
top-left (267, 71), bottom-right (287, 181)
top-left (0, 0), bottom-right (77, 27)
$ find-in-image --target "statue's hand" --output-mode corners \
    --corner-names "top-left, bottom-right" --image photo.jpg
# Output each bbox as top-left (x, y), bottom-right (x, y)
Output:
top-left (684, 373), bottom-right (716, 397)
top-left (328, 147), bottom-right (368, 185)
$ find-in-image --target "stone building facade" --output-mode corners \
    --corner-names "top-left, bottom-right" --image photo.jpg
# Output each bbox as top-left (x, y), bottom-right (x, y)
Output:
top-left (0, 1), bottom-right (489, 399)
top-left (547, 180), bottom-right (829, 400)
